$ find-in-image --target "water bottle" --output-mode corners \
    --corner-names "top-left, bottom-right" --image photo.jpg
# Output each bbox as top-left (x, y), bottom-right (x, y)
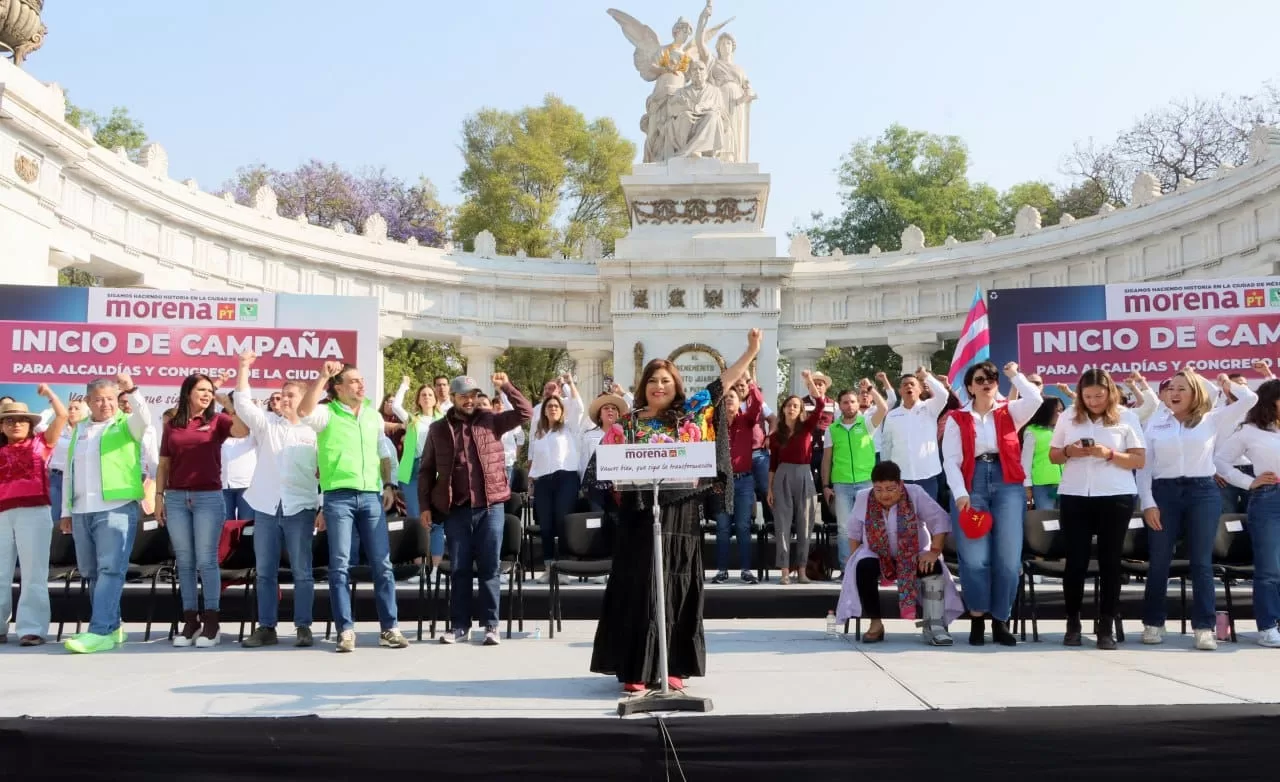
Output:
top-left (825, 610), bottom-right (837, 639)
top-left (533, 626), bottom-right (542, 641)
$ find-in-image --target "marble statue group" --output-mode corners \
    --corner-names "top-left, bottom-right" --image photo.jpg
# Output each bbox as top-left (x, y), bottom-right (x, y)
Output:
top-left (608, 1), bottom-right (757, 164)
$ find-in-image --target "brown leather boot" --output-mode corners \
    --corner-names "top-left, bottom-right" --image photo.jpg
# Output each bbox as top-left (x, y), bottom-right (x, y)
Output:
top-left (196, 610), bottom-right (220, 648)
top-left (174, 610), bottom-right (201, 647)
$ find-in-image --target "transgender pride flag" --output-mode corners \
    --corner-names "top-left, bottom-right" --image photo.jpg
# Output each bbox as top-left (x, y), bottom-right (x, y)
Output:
top-left (948, 287), bottom-right (990, 403)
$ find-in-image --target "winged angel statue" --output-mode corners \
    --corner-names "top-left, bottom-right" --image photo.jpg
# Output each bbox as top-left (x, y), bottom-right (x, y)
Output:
top-left (607, 1), bottom-right (756, 164)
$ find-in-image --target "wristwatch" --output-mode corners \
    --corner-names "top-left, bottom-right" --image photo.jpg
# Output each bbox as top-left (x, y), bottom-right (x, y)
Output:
top-left (383, 483), bottom-right (396, 491)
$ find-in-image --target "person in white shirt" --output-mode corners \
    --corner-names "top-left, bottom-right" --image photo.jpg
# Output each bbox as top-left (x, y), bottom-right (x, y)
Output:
top-left (47, 399), bottom-right (86, 525)
top-left (1217, 370), bottom-right (1265, 515)
top-left (492, 392), bottom-right (527, 486)
top-left (579, 393), bottom-right (625, 508)
top-left (433, 375), bottom-right (453, 415)
top-left (881, 368), bottom-right (950, 500)
top-left (1137, 368), bottom-right (1256, 651)
top-left (941, 361), bottom-right (1042, 646)
top-left (1049, 368), bottom-right (1146, 650)
top-left (218, 394), bottom-right (258, 522)
top-left (59, 374), bottom-right (151, 654)
top-left (1213, 378), bottom-right (1280, 648)
top-left (529, 374), bottom-right (584, 583)
top-left (232, 351), bottom-right (322, 648)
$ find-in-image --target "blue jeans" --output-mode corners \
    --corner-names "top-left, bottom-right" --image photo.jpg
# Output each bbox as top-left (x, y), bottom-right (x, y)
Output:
top-left (716, 471), bottom-right (756, 572)
top-left (1144, 477), bottom-right (1220, 630)
top-left (323, 489), bottom-right (398, 632)
top-left (533, 470), bottom-right (580, 562)
top-left (953, 460), bottom-right (1025, 622)
top-left (1248, 486), bottom-right (1280, 632)
top-left (253, 505), bottom-right (316, 628)
top-left (400, 456), bottom-right (443, 558)
top-left (1031, 484), bottom-right (1058, 511)
top-left (444, 503), bottom-right (504, 631)
top-left (832, 481), bottom-right (872, 567)
top-left (70, 503), bottom-right (138, 636)
top-left (49, 468), bottom-right (64, 524)
top-left (906, 474), bottom-right (940, 502)
top-left (164, 489), bottom-right (227, 612)
top-left (751, 448), bottom-right (770, 506)
top-left (223, 488), bottom-right (253, 521)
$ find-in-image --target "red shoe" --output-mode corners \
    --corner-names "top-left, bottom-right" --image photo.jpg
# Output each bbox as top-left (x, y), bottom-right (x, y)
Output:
top-left (623, 682), bottom-right (646, 693)
top-left (666, 676), bottom-right (685, 691)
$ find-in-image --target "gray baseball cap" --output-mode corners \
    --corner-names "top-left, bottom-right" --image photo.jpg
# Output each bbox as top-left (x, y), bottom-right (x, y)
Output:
top-left (449, 375), bottom-right (482, 396)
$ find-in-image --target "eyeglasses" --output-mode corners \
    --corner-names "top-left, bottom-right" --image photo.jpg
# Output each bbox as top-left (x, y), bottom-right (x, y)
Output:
top-left (972, 375), bottom-right (997, 386)
top-left (1030, 380), bottom-right (1044, 387)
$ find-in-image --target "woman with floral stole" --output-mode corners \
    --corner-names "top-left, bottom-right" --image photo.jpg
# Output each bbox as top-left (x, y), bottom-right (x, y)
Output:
top-left (588, 329), bottom-right (762, 693)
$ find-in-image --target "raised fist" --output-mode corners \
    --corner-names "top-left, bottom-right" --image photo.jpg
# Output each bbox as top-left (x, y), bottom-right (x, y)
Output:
top-left (115, 372), bottom-right (134, 390)
top-left (322, 361), bottom-right (344, 379)
top-left (1002, 362), bottom-right (1019, 378)
top-left (35, 383), bottom-right (52, 399)
top-left (492, 372), bottom-right (510, 388)
top-left (239, 350), bottom-right (257, 368)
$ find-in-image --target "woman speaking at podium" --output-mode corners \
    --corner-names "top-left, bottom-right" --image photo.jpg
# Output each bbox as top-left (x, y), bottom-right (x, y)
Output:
top-left (587, 329), bottom-right (762, 694)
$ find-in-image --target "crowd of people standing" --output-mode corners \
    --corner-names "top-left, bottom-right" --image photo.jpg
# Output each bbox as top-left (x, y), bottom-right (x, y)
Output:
top-left (2, 334), bottom-right (1279, 696)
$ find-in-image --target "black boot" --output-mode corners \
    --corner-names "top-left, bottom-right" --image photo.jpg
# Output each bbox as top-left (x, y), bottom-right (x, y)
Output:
top-left (1064, 615), bottom-right (1082, 647)
top-left (1096, 616), bottom-right (1117, 650)
top-left (968, 615), bottom-right (986, 646)
top-left (992, 619), bottom-right (1017, 647)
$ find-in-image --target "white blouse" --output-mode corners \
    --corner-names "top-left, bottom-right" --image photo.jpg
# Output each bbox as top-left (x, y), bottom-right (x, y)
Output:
top-left (528, 396), bottom-right (583, 479)
top-left (1049, 411), bottom-right (1145, 497)
top-left (1136, 382), bottom-right (1255, 509)
top-left (1215, 424), bottom-right (1280, 491)
top-left (941, 373), bottom-right (1042, 500)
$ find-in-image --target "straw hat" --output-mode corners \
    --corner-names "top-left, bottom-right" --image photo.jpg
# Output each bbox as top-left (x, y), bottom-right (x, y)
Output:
top-left (810, 371), bottom-right (832, 386)
top-left (0, 401), bottom-right (42, 426)
top-left (588, 393), bottom-right (629, 425)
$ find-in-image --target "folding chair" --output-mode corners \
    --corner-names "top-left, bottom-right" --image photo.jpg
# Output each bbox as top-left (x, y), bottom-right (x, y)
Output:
top-left (218, 520), bottom-right (257, 642)
top-left (547, 511), bottom-right (613, 637)
top-left (48, 529), bottom-right (81, 642)
top-left (126, 516), bottom-right (177, 641)
top-left (429, 513), bottom-right (525, 639)
top-left (1213, 513), bottom-right (1253, 642)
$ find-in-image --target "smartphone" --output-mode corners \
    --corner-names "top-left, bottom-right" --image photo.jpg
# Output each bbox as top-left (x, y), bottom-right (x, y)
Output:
top-left (1080, 438), bottom-right (1095, 447)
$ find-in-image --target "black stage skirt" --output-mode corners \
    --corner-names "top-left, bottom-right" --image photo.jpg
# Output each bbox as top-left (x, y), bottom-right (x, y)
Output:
top-left (589, 491), bottom-right (706, 684)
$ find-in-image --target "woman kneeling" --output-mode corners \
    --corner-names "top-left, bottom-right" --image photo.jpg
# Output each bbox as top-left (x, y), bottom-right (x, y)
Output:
top-left (836, 460), bottom-right (964, 645)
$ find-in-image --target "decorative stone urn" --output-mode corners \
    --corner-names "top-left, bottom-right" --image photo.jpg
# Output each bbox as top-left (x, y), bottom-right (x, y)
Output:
top-left (0, 0), bottom-right (46, 67)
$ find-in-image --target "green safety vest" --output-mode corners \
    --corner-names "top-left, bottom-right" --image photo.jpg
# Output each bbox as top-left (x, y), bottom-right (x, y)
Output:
top-left (397, 410), bottom-right (443, 485)
top-left (65, 412), bottom-right (144, 512)
top-left (1027, 425), bottom-right (1062, 486)
top-left (829, 416), bottom-right (875, 484)
top-left (316, 399), bottom-right (383, 493)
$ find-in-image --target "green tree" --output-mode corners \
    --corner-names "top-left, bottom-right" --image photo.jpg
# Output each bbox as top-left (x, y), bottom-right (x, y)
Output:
top-left (381, 339), bottom-right (463, 401)
top-left (806, 124), bottom-right (1002, 255)
top-left (999, 181), bottom-right (1062, 231)
top-left (455, 95), bottom-right (634, 258)
top-left (57, 268), bottom-right (97, 287)
top-left (65, 102), bottom-right (147, 162)
top-left (1055, 179), bottom-right (1108, 219)
top-left (815, 340), bottom-right (958, 403)
top-left (496, 348), bottom-right (569, 403)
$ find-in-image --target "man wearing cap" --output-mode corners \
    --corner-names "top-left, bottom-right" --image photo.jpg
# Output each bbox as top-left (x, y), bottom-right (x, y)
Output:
top-left (299, 360), bottom-right (410, 653)
top-left (420, 373), bottom-right (532, 646)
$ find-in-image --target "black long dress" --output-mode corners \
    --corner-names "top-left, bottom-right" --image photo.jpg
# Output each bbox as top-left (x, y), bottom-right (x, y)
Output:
top-left (588, 380), bottom-right (732, 685)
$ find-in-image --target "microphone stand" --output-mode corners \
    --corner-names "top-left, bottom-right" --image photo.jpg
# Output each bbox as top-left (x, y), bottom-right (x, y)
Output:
top-left (618, 476), bottom-right (712, 716)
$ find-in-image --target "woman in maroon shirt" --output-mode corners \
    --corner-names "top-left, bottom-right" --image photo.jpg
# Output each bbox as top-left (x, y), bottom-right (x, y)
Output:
top-left (0, 385), bottom-right (68, 645)
top-left (767, 371), bottom-right (825, 584)
top-left (157, 372), bottom-right (244, 648)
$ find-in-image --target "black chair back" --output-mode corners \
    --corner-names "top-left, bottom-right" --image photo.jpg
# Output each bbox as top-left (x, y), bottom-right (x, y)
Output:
top-left (311, 528), bottom-right (329, 570)
top-left (1213, 514), bottom-right (1252, 566)
top-left (49, 528), bottom-right (78, 567)
top-left (389, 516), bottom-right (429, 565)
top-left (381, 514), bottom-right (409, 561)
top-left (1122, 521), bottom-right (1148, 561)
top-left (505, 491), bottom-right (528, 519)
top-left (509, 465), bottom-right (529, 494)
top-left (130, 517), bottom-right (173, 565)
top-left (561, 512), bottom-right (612, 560)
top-left (1022, 510), bottom-right (1065, 559)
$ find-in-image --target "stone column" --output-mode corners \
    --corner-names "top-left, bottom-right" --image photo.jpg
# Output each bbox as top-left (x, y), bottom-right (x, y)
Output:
top-left (459, 336), bottom-right (508, 391)
top-left (567, 341), bottom-right (613, 397)
top-left (890, 341), bottom-right (942, 375)
top-left (783, 348), bottom-right (823, 397)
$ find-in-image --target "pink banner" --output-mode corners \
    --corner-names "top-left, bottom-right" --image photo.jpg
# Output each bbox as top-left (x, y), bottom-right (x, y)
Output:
top-left (1017, 313), bottom-right (1280, 383)
top-left (0, 320), bottom-right (358, 384)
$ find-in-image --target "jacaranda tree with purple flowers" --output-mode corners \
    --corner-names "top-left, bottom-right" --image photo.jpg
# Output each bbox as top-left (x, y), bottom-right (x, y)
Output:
top-left (222, 160), bottom-right (449, 247)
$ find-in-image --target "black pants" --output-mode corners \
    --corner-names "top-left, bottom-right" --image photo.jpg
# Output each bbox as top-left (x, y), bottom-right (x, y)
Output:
top-left (855, 556), bottom-right (943, 619)
top-left (1058, 494), bottom-right (1134, 621)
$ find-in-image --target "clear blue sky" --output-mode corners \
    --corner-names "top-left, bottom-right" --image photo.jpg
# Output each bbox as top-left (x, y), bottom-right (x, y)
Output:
top-left (33, 0), bottom-right (1280, 253)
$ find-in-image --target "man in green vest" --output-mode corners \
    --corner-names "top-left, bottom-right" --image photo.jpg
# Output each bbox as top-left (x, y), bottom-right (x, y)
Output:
top-left (822, 381), bottom-right (889, 573)
top-left (61, 373), bottom-right (151, 654)
top-left (300, 360), bottom-right (410, 653)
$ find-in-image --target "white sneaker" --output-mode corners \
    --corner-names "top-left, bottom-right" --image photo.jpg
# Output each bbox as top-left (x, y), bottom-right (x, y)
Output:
top-left (1258, 627), bottom-right (1280, 647)
top-left (537, 570), bottom-right (552, 584)
top-left (1141, 625), bottom-right (1165, 645)
top-left (194, 633), bottom-right (220, 649)
top-left (483, 629), bottom-right (501, 646)
top-left (1194, 628), bottom-right (1218, 651)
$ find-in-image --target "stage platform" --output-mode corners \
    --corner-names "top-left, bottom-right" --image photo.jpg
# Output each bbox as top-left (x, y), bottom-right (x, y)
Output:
top-left (3, 618), bottom-right (1279, 780)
